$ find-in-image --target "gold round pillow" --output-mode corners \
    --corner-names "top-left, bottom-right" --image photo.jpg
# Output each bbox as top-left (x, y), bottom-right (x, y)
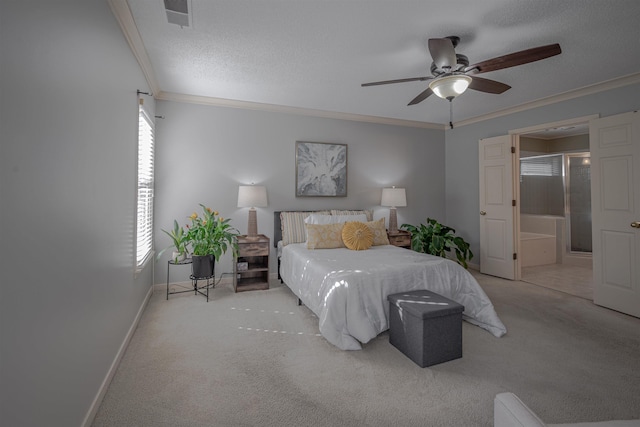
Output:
top-left (342, 221), bottom-right (374, 251)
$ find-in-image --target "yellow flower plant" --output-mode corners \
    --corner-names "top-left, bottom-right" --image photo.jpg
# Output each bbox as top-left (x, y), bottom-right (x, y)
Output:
top-left (185, 204), bottom-right (239, 260)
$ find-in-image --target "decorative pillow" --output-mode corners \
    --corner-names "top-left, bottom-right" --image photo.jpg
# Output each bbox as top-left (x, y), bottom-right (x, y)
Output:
top-left (281, 211), bottom-right (329, 246)
top-left (342, 221), bottom-right (373, 251)
top-left (305, 213), bottom-right (368, 225)
top-left (306, 223), bottom-right (346, 249)
top-left (366, 218), bottom-right (390, 246)
top-left (331, 209), bottom-right (373, 222)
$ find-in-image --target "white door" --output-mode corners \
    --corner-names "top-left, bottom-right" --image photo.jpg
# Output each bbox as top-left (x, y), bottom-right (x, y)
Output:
top-left (479, 135), bottom-right (516, 280)
top-left (590, 111), bottom-right (640, 318)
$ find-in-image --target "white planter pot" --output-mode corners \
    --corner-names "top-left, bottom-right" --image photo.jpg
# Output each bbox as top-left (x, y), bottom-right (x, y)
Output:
top-left (171, 251), bottom-right (186, 262)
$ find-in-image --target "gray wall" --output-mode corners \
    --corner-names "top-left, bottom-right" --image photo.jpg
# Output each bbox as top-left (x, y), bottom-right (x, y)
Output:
top-left (154, 100), bottom-right (446, 283)
top-left (445, 83), bottom-right (640, 259)
top-left (1, 1), bottom-right (153, 425)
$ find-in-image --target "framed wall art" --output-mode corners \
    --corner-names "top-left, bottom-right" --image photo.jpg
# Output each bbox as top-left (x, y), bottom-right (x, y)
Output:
top-left (295, 141), bottom-right (347, 197)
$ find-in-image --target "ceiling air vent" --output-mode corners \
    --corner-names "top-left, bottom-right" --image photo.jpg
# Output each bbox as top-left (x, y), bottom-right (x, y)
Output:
top-left (164, 0), bottom-right (191, 28)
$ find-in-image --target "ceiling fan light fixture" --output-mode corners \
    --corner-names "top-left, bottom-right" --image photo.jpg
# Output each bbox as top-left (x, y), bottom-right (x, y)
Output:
top-left (429, 74), bottom-right (472, 100)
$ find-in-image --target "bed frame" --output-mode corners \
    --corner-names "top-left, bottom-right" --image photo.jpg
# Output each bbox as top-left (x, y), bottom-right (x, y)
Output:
top-left (273, 211), bottom-right (286, 249)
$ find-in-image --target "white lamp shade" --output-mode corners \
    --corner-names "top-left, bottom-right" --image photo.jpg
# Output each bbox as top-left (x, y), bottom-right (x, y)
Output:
top-left (237, 185), bottom-right (268, 208)
top-left (381, 187), bottom-right (407, 208)
top-left (429, 75), bottom-right (472, 99)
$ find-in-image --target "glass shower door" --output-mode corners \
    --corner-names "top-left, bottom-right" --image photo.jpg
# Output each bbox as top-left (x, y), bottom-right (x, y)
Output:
top-left (565, 153), bottom-right (592, 253)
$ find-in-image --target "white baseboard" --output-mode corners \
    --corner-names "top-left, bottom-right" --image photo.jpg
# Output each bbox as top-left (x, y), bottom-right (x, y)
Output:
top-left (81, 284), bottom-right (153, 427)
top-left (467, 262), bottom-right (480, 271)
top-left (83, 272), bottom-right (279, 425)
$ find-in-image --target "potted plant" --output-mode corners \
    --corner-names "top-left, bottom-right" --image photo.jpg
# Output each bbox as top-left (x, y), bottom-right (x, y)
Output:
top-left (157, 220), bottom-right (189, 262)
top-left (185, 204), bottom-right (239, 278)
top-left (401, 218), bottom-right (473, 269)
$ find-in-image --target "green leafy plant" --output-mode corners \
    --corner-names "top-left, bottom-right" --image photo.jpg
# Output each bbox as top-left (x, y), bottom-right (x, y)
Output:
top-left (156, 220), bottom-right (188, 261)
top-left (185, 204), bottom-right (239, 260)
top-left (401, 218), bottom-right (473, 269)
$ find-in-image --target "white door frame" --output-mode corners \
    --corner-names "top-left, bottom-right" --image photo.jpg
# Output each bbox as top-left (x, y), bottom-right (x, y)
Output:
top-left (508, 115), bottom-right (599, 281)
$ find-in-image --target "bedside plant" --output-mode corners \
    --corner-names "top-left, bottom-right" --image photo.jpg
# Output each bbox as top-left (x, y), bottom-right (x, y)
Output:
top-left (185, 204), bottom-right (239, 278)
top-left (186, 204), bottom-right (239, 260)
top-left (157, 220), bottom-right (188, 262)
top-left (401, 218), bottom-right (473, 269)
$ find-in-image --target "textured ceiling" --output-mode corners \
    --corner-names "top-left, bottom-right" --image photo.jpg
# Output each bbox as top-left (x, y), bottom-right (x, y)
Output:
top-left (126, 0), bottom-right (640, 126)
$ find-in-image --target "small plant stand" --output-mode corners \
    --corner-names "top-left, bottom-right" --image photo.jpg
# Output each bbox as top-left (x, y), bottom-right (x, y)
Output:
top-left (166, 258), bottom-right (214, 302)
top-left (189, 274), bottom-right (214, 302)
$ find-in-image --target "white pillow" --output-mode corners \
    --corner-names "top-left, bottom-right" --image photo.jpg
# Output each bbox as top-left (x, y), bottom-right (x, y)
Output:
top-left (331, 209), bottom-right (373, 222)
top-left (304, 213), bottom-right (368, 225)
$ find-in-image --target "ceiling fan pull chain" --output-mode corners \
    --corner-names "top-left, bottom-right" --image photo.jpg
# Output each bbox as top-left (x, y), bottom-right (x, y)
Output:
top-left (449, 99), bottom-right (454, 129)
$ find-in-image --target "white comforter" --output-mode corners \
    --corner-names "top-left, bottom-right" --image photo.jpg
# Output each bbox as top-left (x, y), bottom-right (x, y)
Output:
top-left (280, 243), bottom-right (507, 350)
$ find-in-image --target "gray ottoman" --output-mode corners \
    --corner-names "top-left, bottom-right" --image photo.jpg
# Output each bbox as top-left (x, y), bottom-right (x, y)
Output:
top-left (388, 290), bottom-right (464, 367)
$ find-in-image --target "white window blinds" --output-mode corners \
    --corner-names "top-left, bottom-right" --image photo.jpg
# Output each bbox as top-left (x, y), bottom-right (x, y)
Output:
top-left (520, 154), bottom-right (563, 177)
top-left (136, 103), bottom-right (155, 271)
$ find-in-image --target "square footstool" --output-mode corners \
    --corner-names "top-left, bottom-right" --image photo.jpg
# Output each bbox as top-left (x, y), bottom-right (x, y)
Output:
top-left (387, 290), bottom-right (464, 368)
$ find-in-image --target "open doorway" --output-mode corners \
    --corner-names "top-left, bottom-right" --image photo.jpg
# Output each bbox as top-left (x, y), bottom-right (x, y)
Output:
top-left (516, 121), bottom-right (594, 299)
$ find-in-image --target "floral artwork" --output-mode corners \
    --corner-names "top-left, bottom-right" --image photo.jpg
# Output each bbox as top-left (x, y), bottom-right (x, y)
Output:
top-left (295, 141), bottom-right (347, 197)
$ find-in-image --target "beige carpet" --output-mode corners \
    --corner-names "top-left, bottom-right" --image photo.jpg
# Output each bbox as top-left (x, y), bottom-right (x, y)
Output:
top-left (92, 273), bottom-right (640, 427)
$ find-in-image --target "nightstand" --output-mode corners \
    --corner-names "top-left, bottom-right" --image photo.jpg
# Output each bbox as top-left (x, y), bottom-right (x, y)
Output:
top-left (387, 229), bottom-right (411, 249)
top-left (234, 234), bottom-right (270, 292)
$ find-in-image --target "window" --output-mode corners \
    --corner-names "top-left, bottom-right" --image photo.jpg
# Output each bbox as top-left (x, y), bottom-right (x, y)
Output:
top-left (136, 102), bottom-right (155, 271)
top-left (520, 154), bottom-right (563, 177)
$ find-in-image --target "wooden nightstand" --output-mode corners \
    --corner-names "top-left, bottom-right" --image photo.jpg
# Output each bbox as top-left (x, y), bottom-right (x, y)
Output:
top-left (387, 230), bottom-right (411, 249)
top-left (234, 234), bottom-right (270, 292)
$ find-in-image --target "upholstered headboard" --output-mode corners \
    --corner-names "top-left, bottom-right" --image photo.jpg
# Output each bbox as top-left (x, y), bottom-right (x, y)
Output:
top-left (273, 211), bottom-right (285, 248)
top-left (273, 209), bottom-right (373, 248)
top-left (273, 210), bottom-right (322, 248)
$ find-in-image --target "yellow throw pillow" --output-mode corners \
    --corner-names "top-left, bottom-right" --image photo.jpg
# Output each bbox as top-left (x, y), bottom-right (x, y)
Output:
top-left (342, 221), bottom-right (374, 251)
top-left (306, 223), bottom-right (346, 249)
top-left (366, 218), bottom-right (390, 246)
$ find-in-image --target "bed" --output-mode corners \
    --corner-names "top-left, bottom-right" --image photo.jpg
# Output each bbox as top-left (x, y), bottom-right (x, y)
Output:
top-left (275, 210), bottom-right (507, 350)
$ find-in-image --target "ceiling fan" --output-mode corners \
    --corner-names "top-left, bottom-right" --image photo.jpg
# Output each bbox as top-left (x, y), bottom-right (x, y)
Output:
top-left (362, 36), bottom-right (561, 125)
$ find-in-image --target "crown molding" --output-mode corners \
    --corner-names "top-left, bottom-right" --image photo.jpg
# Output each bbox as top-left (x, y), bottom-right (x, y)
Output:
top-left (108, 0), bottom-right (441, 130)
top-left (110, 0), bottom-right (639, 131)
top-left (156, 91), bottom-right (444, 129)
top-left (454, 72), bottom-right (640, 129)
top-left (107, 0), bottom-right (160, 96)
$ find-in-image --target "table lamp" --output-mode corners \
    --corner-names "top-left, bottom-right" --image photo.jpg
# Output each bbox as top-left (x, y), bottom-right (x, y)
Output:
top-left (381, 186), bottom-right (407, 233)
top-left (237, 185), bottom-right (268, 239)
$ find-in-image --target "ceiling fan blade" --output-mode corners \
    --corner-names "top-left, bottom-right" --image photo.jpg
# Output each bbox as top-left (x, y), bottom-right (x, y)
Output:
top-left (361, 76), bottom-right (431, 87)
top-left (466, 43), bottom-right (561, 74)
top-left (428, 38), bottom-right (457, 70)
top-left (407, 87), bottom-right (433, 106)
top-left (468, 76), bottom-right (511, 94)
